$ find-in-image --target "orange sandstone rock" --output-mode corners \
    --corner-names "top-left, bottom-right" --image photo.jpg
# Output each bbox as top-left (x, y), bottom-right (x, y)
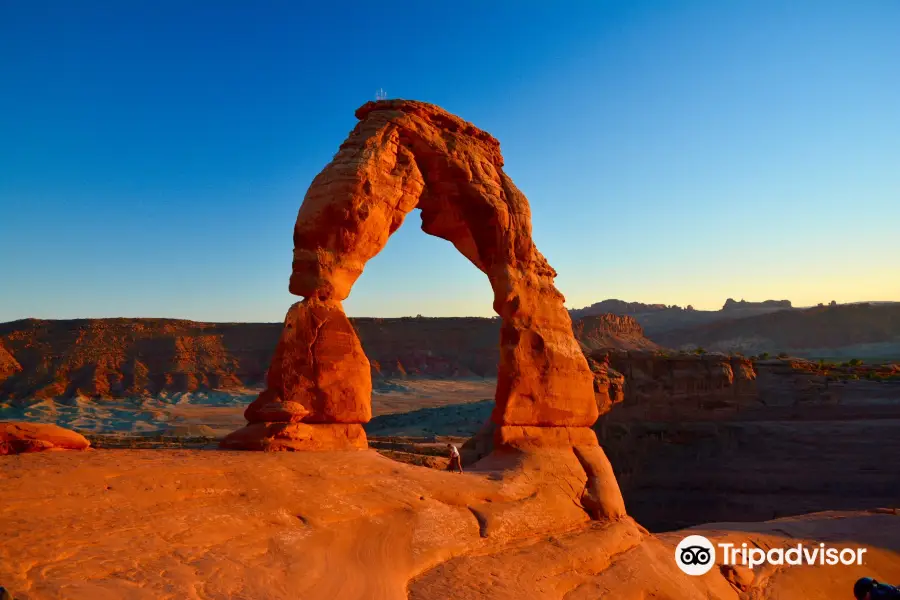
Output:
top-left (226, 99), bottom-right (597, 449)
top-left (494, 425), bottom-right (599, 449)
top-left (0, 422), bottom-right (90, 455)
top-left (573, 444), bottom-right (627, 520)
top-left (247, 300), bottom-right (371, 424)
top-left (219, 422), bottom-right (367, 451)
top-left (225, 299), bottom-right (371, 449)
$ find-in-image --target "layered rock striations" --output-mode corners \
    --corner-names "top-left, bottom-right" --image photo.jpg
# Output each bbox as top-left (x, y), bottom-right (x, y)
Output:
top-left (224, 100), bottom-right (599, 456)
top-left (574, 314), bottom-right (660, 353)
top-left (0, 314), bottom-right (658, 401)
top-left (223, 300), bottom-right (371, 450)
top-left (0, 318), bottom-right (281, 400)
top-left (592, 350), bottom-right (759, 419)
top-left (592, 352), bottom-right (900, 530)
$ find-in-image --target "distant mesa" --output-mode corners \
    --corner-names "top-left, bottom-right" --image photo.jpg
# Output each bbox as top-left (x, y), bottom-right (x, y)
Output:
top-left (570, 297), bottom-right (800, 337)
top-left (569, 299), bottom-right (673, 319)
top-left (722, 297), bottom-right (792, 311)
top-left (657, 301), bottom-right (900, 357)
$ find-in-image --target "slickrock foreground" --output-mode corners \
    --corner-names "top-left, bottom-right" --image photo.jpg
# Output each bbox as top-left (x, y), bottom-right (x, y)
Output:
top-left (1, 449), bottom-right (897, 599)
top-left (226, 99), bottom-right (596, 451)
top-left (0, 421), bottom-right (90, 455)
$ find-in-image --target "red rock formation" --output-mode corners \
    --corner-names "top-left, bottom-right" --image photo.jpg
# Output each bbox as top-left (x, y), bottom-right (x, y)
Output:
top-left (573, 314), bottom-right (661, 352)
top-left (218, 422), bottom-right (366, 451)
top-left (587, 356), bottom-right (626, 415)
top-left (592, 350), bottom-right (759, 419)
top-left (222, 300), bottom-right (373, 451)
top-left (0, 318), bottom-right (280, 400)
top-left (0, 421), bottom-right (90, 455)
top-left (0, 341), bottom-right (21, 384)
top-left (0, 315), bottom-right (658, 401)
top-left (244, 300), bottom-right (371, 425)
top-left (225, 99), bottom-right (596, 450)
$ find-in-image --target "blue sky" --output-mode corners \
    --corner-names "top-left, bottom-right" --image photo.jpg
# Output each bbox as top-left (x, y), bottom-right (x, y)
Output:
top-left (2, 0), bottom-right (898, 322)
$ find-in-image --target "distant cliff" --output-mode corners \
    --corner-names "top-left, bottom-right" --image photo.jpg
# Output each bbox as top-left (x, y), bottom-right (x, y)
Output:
top-left (569, 300), bottom-right (672, 319)
top-left (573, 314), bottom-right (660, 352)
top-left (656, 303), bottom-right (900, 357)
top-left (0, 314), bottom-right (659, 400)
top-left (722, 298), bottom-right (792, 311)
top-left (569, 298), bottom-right (796, 336)
top-left (592, 351), bottom-right (900, 530)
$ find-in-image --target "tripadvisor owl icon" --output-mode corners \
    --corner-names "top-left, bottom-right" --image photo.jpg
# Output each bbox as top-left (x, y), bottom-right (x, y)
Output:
top-left (676, 535), bottom-right (716, 576)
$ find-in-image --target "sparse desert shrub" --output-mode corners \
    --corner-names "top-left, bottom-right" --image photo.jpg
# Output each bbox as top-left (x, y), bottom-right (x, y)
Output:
top-left (694, 347), bottom-right (706, 355)
top-left (849, 358), bottom-right (863, 366)
top-left (759, 352), bottom-right (770, 360)
top-left (777, 352), bottom-right (789, 359)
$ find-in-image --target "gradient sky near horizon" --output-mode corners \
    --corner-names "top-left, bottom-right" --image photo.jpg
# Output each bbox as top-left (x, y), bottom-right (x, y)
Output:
top-left (2, 1), bottom-right (898, 322)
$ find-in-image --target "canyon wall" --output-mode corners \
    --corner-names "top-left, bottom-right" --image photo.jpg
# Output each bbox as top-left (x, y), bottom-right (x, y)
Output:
top-left (0, 314), bottom-right (658, 401)
top-left (593, 352), bottom-right (900, 530)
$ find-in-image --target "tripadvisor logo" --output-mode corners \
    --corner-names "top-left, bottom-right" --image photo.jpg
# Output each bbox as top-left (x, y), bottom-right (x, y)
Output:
top-left (676, 535), bottom-right (716, 575)
top-left (675, 534), bottom-right (868, 576)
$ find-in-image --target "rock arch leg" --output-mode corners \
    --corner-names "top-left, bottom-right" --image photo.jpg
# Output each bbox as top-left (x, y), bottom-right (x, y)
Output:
top-left (220, 299), bottom-right (371, 450)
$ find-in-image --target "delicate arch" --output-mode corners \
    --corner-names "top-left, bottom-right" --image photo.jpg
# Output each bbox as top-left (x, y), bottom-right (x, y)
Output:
top-left (223, 100), bottom-right (596, 451)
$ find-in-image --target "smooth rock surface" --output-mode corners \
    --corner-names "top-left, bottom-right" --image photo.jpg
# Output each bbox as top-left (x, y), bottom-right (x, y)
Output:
top-left (219, 422), bottom-right (368, 451)
top-left (2, 449), bottom-right (896, 599)
top-left (0, 421), bottom-right (90, 455)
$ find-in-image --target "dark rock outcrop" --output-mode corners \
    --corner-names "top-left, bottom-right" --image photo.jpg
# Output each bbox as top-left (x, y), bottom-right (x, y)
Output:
top-left (722, 298), bottom-right (792, 310)
top-left (593, 353), bottom-right (900, 530)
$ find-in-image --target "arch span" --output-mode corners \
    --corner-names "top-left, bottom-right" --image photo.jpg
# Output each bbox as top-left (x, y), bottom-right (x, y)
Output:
top-left (222, 100), bottom-right (597, 452)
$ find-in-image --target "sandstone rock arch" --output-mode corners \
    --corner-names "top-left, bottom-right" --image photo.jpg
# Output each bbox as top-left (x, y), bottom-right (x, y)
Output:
top-left (222, 100), bottom-right (598, 453)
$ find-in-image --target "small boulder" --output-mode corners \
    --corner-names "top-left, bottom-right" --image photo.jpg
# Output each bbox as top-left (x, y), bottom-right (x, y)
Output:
top-left (0, 422), bottom-right (90, 455)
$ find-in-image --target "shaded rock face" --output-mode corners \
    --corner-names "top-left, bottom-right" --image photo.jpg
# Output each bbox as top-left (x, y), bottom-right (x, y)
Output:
top-left (591, 350), bottom-right (758, 419)
top-left (656, 302), bottom-right (900, 357)
top-left (587, 356), bottom-right (625, 415)
top-left (0, 421), bottom-right (90, 455)
top-left (593, 353), bottom-right (900, 530)
top-left (0, 341), bottom-right (22, 384)
top-left (225, 100), bottom-right (596, 450)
